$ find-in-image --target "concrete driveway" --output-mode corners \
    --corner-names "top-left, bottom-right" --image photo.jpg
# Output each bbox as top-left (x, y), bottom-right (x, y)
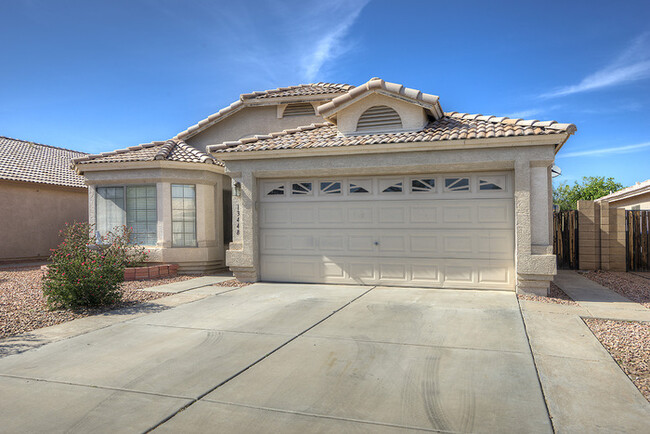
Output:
top-left (0, 283), bottom-right (552, 433)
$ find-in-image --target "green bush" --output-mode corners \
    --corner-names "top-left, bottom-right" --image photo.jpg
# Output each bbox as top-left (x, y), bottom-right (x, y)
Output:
top-left (42, 222), bottom-right (148, 309)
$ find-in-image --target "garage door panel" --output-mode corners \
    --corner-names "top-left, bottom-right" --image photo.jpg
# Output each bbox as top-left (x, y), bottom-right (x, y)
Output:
top-left (260, 255), bottom-right (513, 289)
top-left (261, 199), bottom-right (513, 230)
top-left (259, 173), bottom-right (514, 290)
top-left (260, 228), bottom-right (513, 260)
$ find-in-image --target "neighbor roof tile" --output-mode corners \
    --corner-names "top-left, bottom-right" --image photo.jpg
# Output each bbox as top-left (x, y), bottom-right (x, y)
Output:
top-left (0, 136), bottom-right (87, 188)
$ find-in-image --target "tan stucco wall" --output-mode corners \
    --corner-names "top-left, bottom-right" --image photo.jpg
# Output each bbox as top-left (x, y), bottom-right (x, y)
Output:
top-left (0, 180), bottom-right (88, 262)
top-left (220, 140), bottom-right (560, 295)
top-left (605, 192), bottom-right (650, 210)
top-left (82, 165), bottom-right (228, 273)
top-left (186, 105), bottom-right (327, 152)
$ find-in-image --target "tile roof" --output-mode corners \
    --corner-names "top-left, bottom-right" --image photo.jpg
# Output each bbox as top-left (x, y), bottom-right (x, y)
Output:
top-left (208, 112), bottom-right (577, 154)
top-left (595, 179), bottom-right (650, 202)
top-left (318, 77), bottom-right (443, 120)
top-left (0, 136), bottom-right (87, 188)
top-left (73, 139), bottom-right (218, 170)
top-left (240, 82), bottom-right (354, 100)
top-left (174, 82), bottom-right (352, 140)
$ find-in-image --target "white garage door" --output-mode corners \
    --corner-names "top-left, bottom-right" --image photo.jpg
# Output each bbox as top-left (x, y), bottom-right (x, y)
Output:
top-left (259, 172), bottom-right (514, 289)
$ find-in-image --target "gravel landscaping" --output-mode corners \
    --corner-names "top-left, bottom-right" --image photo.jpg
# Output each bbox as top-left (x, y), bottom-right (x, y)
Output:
top-left (581, 271), bottom-right (650, 309)
top-left (0, 265), bottom-right (197, 339)
top-left (517, 281), bottom-right (578, 305)
top-left (584, 318), bottom-right (650, 402)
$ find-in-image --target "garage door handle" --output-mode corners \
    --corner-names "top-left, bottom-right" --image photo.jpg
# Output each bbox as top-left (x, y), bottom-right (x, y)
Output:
top-left (374, 241), bottom-right (380, 246)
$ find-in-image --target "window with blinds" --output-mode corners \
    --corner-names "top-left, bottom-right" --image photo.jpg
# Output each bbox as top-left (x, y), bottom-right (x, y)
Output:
top-left (96, 185), bottom-right (157, 245)
top-left (356, 105), bottom-right (402, 132)
top-left (172, 184), bottom-right (197, 247)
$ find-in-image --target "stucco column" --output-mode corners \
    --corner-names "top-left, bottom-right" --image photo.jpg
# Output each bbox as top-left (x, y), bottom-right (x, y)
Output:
top-left (88, 185), bottom-right (97, 228)
top-left (514, 159), bottom-right (556, 295)
top-left (225, 170), bottom-right (259, 282)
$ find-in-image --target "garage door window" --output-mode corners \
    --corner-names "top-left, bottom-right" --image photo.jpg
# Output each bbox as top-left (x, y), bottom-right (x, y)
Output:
top-left (444, 177), bottom-right (470, 192)
top-left (320, 181), bottom-right (341, 195)
top-left (411, 178), bottom-right (436, 193)
top-left (292, 182), bottom-right (312, 195)
top-left (265, 183), bottom-right (285, 196)
top-left (479, 176), bottom-right (506, 191)
top-left (349, 180), bottom-right (371, 194)
top-left (379, 179), bottom-right (403, 193)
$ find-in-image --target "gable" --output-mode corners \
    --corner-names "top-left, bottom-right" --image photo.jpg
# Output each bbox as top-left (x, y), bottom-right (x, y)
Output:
top-left (335, 92), bottom-right (428, 135)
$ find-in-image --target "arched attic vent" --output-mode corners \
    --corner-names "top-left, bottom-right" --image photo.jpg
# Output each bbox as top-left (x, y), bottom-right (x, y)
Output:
top-left (283, 102), bottom-right (316, 116)
top-left (356, 105), bottom-right (403, 132)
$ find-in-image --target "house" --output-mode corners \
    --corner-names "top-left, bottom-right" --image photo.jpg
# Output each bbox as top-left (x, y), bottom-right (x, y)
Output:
top-left (595, 179), bottom-right (650, 210)
top-left (0, 136), bottom-right (88, 262)
top-left (72, 78), bottom-right (576, 295)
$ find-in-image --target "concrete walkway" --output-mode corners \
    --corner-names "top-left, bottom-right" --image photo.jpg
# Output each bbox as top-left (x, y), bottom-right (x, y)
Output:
top-left (519, 270), bottom-right (650, 432)
top-left (0, 276), bottom-right (237, 358)
top-left (554, 270), bottom-right (650, 322)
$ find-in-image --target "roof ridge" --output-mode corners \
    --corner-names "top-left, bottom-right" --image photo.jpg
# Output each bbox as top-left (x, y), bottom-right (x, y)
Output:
top-left (174, 140), bottom-right (216, 164)
top-left (206, 122), bottom-right (333, 153)
top-left (72, 141), bottom-right (166, 165)
top-left (154, 140), bottom-right (176, 160)
top-left (445, 112), bottom-right (576, 133)
top-left (240, 82), bottom-right (354, 100)
top-left (0, 135), bottom-right (87, 155)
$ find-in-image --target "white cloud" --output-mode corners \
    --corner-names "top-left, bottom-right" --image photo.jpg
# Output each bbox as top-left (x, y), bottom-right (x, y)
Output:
top-left (503, 104), bottom-right (563, 119)
top-left (558, 141), bottom-right (650, 158)
top-left (541, 33), bottom-right (650, 98)
top-left (301, 1), bottom-right (369, 82)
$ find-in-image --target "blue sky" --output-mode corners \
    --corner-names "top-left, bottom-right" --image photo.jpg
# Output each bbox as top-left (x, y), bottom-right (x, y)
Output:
top-left (1, 0), bottom-right (649, 188)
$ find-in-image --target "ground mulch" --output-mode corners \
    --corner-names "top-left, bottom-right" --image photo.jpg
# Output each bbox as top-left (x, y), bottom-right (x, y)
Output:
top-left (582, 271), bottom-right (650, 309)
top-left (584, 318), bottom-right (650, 402)
top-left (0, 265), bottom-right (196, 339)
top-left (517, 281), bottom-right (578, 305)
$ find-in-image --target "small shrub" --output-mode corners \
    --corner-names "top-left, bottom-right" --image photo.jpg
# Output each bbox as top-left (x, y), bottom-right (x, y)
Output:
top-left (43, 222), bottom-right (148, 309)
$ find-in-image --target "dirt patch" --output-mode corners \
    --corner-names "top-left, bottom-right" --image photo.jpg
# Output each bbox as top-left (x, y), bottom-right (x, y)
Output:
top-left (582, 271), bottom-right (650, 309)
top-left (214, 279), bottom-right (250, 288)
top-left (584, 318), bottom-right (650, 402)
top-left (517, 281), bottom-right (578, 305)
top-left (0, 265), bottom-right (198, 339)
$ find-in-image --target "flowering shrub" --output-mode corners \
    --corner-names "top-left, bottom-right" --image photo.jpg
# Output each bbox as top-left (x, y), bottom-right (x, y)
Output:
top-left (42, 222), bottom-right (148, 309)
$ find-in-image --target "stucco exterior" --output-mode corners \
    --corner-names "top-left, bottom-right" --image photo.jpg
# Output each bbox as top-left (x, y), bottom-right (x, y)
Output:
top-left (186, 104), bottom-right (329, 153)
top-left (220, 137), bottom-right (561, 295)
top-left (0, 180), bottom-right (88, 262)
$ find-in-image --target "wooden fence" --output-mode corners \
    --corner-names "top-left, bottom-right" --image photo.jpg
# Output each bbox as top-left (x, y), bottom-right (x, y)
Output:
top-left (553, 210), bottom-right (579, 269)
top-left (626, 210), bottom-right (650, 271)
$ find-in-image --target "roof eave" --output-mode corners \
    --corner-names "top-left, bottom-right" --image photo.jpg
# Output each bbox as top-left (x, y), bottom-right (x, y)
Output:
top-left (74, 159), bottom-right (224, 175)
top-left (213, 134), bottom-right (564, 161)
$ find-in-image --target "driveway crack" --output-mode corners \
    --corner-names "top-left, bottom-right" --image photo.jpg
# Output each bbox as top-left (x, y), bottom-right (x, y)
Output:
top-left (144, 285), bottom-right (377, 433)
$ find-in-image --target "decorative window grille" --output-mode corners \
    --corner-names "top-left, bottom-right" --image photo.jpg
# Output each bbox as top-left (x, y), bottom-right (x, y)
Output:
top-left (292, 182), bottom-right (312, 195)
top-left (356, 105), bottom-right (402, 132)
top-left (320, 181), bottom-right (341, 195)
top-left (479, 176), bottom-right (506, 191)
top-left (283, 103), bottom-right (315, 117)
top-left (96, 185), bottom-right (157, 245)
top-left (171, 184), bottom-right (197, 247)
top-left (411, 178), bottom-right (436, 193)
top-left (265, 183), bottom-right (285, 196)
top-left (126, 186), bottom-right (157, 245)
top-left (349, 180), bottom-right (371, 194)
top-left (380, 179), bottom-right (403, 193)
top-left (444, 177), bottom-right (470, 192)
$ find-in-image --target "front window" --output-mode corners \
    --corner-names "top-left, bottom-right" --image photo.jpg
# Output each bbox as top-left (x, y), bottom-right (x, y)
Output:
top-left (172, 184), bottom-right (197, 247)
top-left (96, 185), bottom-right (157, 245)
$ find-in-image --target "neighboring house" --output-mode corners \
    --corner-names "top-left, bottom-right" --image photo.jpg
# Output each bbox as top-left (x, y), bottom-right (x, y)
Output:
top-left (595, 179), bottom-right (650, 210)
top-left (72, 78), bottom-right (576, 295)
top-left (0, 136), bottom-right (88, 262)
